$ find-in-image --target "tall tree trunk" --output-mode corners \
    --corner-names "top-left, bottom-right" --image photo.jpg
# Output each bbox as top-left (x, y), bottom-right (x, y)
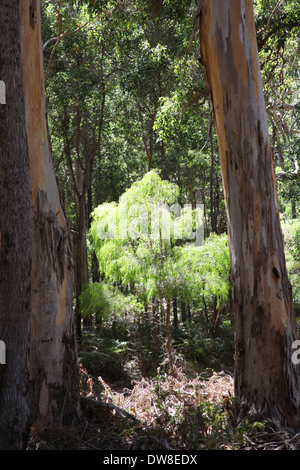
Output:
top-left (210, 129), bottom-right (217, 233)
top-left (173, 297), bottom-right (178, 328)
top-left (199, 0), bottom-right (300, 428)
top-left (75, 191), bottom-right (89, 335)
top-left (291, 200), bottom-right (296, 220)
top-left (20, 0), bottom-right (83, 429)
top-left (180, 298), bottom-right (187, 324)
top-left (165, 297), bottom-right (175, 377)
top-left (0, 0), bottom-right (33, 449)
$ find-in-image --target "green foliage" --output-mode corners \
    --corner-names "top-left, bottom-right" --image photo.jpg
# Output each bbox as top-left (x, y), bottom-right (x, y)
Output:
top-left (78, 325), bottom-right (132, 382)
top-left (80, 282), bottom-right (143, 322)
top-left (40, 1), bottom-right (300, 449)
top-left (175, 234), bottom-right (231, 306)
top-left (120, 169), bottom-right (180, 208)
top-left (254, 0), bottom-right (300, 217)
top-left (87, 171), bottom-right (231, 380)
top-left (290, 227), bottom-right (300, 261)
top-left (281, 219), bottom-right (300, 316)
top-left (42, 0), bottom-right (298, 239)
top-left (289, 225), bottom-right (300, 315)
top-left (89, 171), bottom-right (230, 312)
top-left (173, 314), bottom-right (234, 368)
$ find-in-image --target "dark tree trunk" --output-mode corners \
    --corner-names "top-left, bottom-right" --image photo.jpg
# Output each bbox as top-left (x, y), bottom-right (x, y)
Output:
top-left (173, 297), bottom-right (178, 328)
top-left (0, 0), bottom-right (33, 449)
top-left (180, 299), bottom-right (187, 324)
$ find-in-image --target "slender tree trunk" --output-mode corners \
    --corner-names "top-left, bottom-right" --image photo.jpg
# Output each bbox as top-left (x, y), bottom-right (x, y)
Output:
top-left (151, 299), bottom-right (160, 362)
top-left (180, 298), bottom-right (187, 324)
top-left (20, 0), bottom-right (83, 429)
top-left (0, 0), bottom-right (33, 449)
top-left (210, 130), bottom-right (217, 233)
top-left (173, 297), bottom-right (178, 328)
top-left (199, 0), bottom-right (300, 428)
top-left (165, 296), bottom-right (175, 377)
top-left (291, 200), bottom-right (296, 220)
top-left (75, 191), bottom-right (89, 334)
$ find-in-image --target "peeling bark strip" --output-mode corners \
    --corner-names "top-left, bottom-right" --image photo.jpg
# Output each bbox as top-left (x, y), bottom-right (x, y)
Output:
top-left (199, 0), bottom-right (300, 428)
top-left (19, 0), bottom-right (83, 428)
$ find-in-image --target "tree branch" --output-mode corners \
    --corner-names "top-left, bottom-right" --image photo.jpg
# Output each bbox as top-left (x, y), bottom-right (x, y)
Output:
top-left (80, 395), bottom-right (140, 423)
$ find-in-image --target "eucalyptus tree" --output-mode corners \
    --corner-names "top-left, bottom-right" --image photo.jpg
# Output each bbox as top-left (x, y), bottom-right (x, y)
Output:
top-left (199, 0), bottom-right (300, 428)
top-left (22, 0), bottom-right (85, 435)
top-left (0, 0), bottom-right (83, 449)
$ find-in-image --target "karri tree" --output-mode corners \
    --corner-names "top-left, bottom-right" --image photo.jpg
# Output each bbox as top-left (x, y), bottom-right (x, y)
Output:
top-left (20, 0), bottom-right (83, 432)
top-left (0, 0), bottom-right (83, 449)
top-left (198, 0), bottom-right (300, 428)
top-left (0, 0), bottom-right (33, 449)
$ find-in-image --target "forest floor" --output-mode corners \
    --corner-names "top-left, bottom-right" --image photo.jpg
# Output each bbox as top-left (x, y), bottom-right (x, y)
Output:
top-left (27, 352), bottom-right (300, 451)
top-left (26, 218), bottom-right (300, 451)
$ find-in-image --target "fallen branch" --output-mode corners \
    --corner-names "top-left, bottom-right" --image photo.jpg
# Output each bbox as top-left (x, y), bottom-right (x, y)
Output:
top-left (80, 395), bottom-right (140, 423)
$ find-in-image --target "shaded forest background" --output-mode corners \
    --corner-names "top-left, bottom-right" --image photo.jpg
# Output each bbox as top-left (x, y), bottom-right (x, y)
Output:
top-left (32, 0), bottom-right (300, 449)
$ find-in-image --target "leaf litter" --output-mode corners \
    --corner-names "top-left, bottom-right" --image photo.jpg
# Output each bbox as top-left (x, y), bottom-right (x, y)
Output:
top-left (27, 364), bottom-right (300, 450)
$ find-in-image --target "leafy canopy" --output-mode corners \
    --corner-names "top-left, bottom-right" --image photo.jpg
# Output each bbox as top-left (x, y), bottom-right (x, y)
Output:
top-left (89, 171), bottom-right (230, 311)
